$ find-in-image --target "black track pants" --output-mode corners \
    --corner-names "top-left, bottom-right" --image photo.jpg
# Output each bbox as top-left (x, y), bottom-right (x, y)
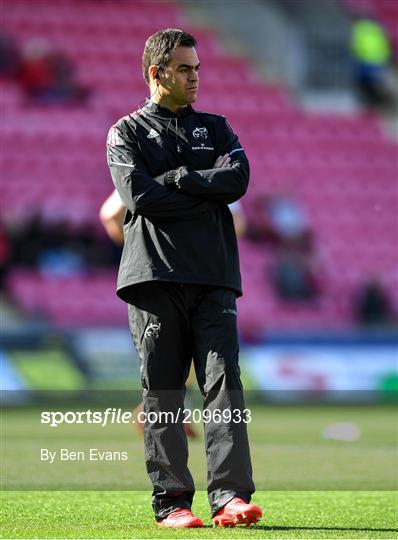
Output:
top-left (127, 281), bottom-right (255, 520)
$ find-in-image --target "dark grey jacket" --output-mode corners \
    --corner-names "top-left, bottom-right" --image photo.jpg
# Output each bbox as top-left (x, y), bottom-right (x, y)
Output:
top-left (106, 100), bottom-right (249, 301)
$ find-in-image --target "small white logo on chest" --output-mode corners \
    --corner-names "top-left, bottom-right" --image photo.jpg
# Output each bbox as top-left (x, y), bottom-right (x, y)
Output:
top-left (193, 127), bottom-right (208, 139)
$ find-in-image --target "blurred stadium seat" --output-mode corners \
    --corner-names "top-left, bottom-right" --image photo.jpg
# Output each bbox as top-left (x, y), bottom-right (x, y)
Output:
top-left (2, 0), bottom-right (396, 335)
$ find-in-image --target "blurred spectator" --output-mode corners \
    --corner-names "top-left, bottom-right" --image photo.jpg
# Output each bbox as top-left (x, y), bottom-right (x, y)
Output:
top-left (18, 39), bottom-right (89, 104)
top-left (350, 18), bottom-right (395, 110)
top-left (11, 214), bottom-right (44, 266)
top-left (247, 193), bottom-right (310, 245)
top-left (355, 278), bottom-right (396, 327)
top-left (38, 248), bottom-right (85, 277)
top-left (267, 194), bottom-right (310, 245)
top-left (229, 200), bottom-right (247, 239)
top-left (9, 213), bottom-right (118, 272)
top-left (99, 190), bottom-right (125, 246)
top-left (271, 196), bottom-right (319, 301)
top-left (247, 193), bottom-right (320, 301)
top-left (0, 33), bottom-right (21, 77)
top-left (273, 244), bottom-right (320, 302)
top-left (0, 224), bottom-right (11, 291)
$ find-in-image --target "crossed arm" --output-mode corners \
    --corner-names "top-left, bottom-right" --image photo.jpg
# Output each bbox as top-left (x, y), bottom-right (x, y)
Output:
top-left (100, 154), bottom-right (231, 245)
top-left (100, 186), bottom-right (247, 245)
top-left (106, 118), bottom-right (249, 220)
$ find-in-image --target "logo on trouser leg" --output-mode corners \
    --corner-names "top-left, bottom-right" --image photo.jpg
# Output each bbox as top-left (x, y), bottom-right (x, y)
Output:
top-left (144, 322), bottom-right (161, 339)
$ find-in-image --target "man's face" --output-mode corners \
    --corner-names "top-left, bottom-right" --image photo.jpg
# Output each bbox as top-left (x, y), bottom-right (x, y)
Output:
top-left (159, 46), bottom-right (200, 107)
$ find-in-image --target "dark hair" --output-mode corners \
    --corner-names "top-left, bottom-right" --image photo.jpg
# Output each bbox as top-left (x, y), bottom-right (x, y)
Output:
top-left (142, 28), bottom-right (197, 84)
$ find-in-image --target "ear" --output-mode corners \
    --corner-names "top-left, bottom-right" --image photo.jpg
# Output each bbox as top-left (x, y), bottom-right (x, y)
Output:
top-left (148, 64), bottom-right (159, 84)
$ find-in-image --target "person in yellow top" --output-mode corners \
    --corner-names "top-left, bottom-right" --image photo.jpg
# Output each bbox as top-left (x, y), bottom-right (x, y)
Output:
top-left (350, 17), bottom-right (394, 109)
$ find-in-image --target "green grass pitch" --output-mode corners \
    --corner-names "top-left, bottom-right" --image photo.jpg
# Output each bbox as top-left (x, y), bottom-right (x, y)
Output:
top-left (1, 405), bottom-right (397, 538)
top-left (1, 491), bottom-right (397, 539)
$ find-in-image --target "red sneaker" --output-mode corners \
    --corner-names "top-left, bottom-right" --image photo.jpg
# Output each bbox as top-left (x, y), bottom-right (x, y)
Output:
top-left (157, 509), bottom-right (203, 528)
top-left (213, 497), bottom-right (263, 527)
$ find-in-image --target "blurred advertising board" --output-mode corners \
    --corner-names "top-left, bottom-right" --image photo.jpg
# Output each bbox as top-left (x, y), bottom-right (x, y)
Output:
top-left (242, 337), bottom-right (397, 401)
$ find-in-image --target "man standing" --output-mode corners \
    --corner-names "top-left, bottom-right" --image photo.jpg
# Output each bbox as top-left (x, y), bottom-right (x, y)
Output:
top-left (106, 28), bottom-right (262, 528)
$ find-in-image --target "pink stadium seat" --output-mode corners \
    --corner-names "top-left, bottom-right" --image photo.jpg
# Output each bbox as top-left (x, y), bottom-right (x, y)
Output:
top-left (3, 0), bottom-right (396, 330)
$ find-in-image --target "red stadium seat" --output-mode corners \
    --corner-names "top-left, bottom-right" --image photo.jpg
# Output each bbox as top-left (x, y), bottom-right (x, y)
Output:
top-left (3, 0), bottom-right (396, 330)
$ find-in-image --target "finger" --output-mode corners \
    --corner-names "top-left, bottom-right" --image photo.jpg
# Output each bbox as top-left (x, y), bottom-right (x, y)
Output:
top-left (218, 154), bottom-right (229, 165)
top-left (213, 155), bottom-right (223, 168)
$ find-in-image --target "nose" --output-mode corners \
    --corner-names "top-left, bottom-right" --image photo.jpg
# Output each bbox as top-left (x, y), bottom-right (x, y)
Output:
top-left (189, 69), bottom-right (199, 82)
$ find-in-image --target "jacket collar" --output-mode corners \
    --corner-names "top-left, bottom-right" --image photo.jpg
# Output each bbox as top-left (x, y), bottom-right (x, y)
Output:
top-left (143, 99), bottom-right (194, 118)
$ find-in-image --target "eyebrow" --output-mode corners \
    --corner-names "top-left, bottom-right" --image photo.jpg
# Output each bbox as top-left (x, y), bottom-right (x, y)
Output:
top-left (176, 63), bottom-right (200, 70)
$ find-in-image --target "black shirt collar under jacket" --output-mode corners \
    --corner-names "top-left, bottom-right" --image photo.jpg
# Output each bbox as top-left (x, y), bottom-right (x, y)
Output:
top-left (143, 99), bottom-right (194, 118)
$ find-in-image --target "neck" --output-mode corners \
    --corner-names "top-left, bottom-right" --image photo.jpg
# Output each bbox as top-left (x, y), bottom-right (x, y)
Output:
top-left (150, 90), bottom-right (186, 113)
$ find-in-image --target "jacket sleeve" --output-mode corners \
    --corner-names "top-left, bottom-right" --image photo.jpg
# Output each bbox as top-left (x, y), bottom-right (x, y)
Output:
top-left (106, 122), bottom-right (219, 219)
top-left (163, 116), bottom-right (249, 204)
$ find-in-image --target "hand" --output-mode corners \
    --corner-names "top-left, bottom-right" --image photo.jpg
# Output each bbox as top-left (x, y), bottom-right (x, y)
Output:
top-left (213, 154), bottom-right (231, 169)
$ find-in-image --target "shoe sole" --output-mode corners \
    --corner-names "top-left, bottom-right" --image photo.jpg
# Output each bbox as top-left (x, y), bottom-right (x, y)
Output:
top-left (213, 508), bottom-right (262, 528)
top-left (157, 523), bottom-right (203, 528)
